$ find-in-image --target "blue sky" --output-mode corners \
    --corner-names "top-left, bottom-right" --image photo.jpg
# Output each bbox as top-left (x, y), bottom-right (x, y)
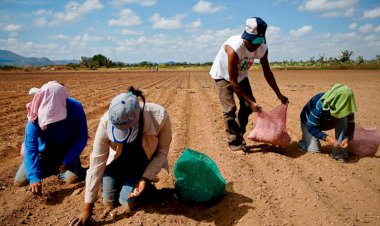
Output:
top-left (0, 0), bottom-right (379, 63)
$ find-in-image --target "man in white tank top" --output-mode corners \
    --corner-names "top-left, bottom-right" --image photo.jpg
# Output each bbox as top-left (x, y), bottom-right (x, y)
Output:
top-left (209, 17), bottom-right (289, 152)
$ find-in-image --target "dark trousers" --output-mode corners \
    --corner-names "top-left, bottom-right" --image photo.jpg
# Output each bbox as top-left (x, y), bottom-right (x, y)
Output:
top-left (214, 78), bottom-right (255, 145)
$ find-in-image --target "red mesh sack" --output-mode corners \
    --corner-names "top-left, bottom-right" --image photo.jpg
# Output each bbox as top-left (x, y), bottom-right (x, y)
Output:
top-left (348, 125), bottom-right (380, 157)
top-left (247, 104), bottom-right (291, 147)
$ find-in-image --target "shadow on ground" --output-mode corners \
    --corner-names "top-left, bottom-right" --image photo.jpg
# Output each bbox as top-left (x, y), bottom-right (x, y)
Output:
top-left (96, 187), bottom-right (253, 226)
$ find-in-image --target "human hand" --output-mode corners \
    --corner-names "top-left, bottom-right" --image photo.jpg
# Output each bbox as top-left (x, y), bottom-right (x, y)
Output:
top-left (57, 164), bottom-right (69, 173)
top-left (277, 93), bottom-right (289, 104)
top-left (128, 178), bottom-right (147, 198)
top-left (340, 138), bottom-right (349, 149)
top-left (69, 203), bottom-right (93, 226)
top-left (249, 101), bottom-right (262, 113)
top-left (325, 136), bottom-right (340, 148)
top-left (28, 182), bottom-right (42, 195)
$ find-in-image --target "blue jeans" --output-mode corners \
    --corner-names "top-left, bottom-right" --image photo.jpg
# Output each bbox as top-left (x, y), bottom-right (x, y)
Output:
top-left (299, 117), bottom-right (349, 159)
top-left (14, 160), bottom-right (82, 186)
top-left (102, 139), bottom-right (155, 208)
top-left (102, 172), bottom-right (157, 208)
top-left (102, 175), bottom-right (139, 207)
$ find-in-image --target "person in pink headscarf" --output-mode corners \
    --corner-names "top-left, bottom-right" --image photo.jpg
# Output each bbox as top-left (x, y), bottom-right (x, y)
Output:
top-left (14, 81), bottom-right (88, 194)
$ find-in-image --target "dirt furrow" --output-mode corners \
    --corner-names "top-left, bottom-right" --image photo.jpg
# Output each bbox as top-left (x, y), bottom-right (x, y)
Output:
top-left (0, 70), bottom-right (379, 226)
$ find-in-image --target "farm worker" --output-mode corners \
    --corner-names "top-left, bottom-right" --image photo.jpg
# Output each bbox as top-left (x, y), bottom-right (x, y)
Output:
top-left (299, 84), bottom-right (357, 163)
top-left (70, 86), bottom-right (172, 226)
top-left (209, 17), bottom-right (289, 151)
top-left (14, 81), bottom-right (88, 194)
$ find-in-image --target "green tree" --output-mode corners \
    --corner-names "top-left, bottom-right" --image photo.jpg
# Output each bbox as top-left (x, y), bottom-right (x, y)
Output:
top-left (92, 54), bottom-right (111, 68)
top-left (80, 56), bottom-right (92, 68)
top-left (339, 50), bottom-right (354, 63)
top-left (355, 56), bottom-right (365, 64)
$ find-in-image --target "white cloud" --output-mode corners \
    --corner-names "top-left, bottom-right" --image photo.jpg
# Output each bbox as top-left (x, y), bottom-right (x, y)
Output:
top-left (37, 0), bottom-right (103, 26)
top-left (108, 9), bottom-right (142, 26)
top-left (323, 32), bottom-right (356, 42)
top-left (195, 30), bottom-right (219, 43)
top-left (375, 25), bottom-right (380, 33)
top-left (299, 0), bottom-right (357, 11)
top-left (4, 24), bottom-right (22, 32)
top-left (121, 29), bottom-right (144, 35)
top-left (359, 24), bottom-right (374, 33)
top-left (49, 33), bottom-right (102, 43)
top-left (33, 9), bottom-right (50, 16)
top-left (7, 37), bottom-right (18, 45)
top-left (34, 17), bottom-right (48, 27)
top-left (194, 28), bottom-right (238, 46)
top-left (114, 34), bottom-right (187, 63)
top-left (320, 8), bottom-right (354, 17)
top-left (8, 32), bottom-right (18, 38)
top-left (363, 35), bottom-right (378, 42)
top-left (149, 13), bottom-right (186, 29)
top-left (268, 30), bottom-right (371, 62)
top-left (49, 34), bottom-right (71, 40)
top-left (82, 33), bottom-right (103, 42)
top-left (192, 0), bottom-right (225, 14)
top-left (110, 0), bottom-right (156, 7)
top-left (266, 26), bottom-right (282, 44)
top-left (289, 25), bottom-right (313, 37)
top-left (299, 0), bottom-right (357, 17)
top-left (3, 37), bottom-right (54, 58)
top-left (33, 10), bottom-right (53, 26)
top-left (363, 7), bottom-right (380, 18)
top-left (349, 22), bottom-right (358, 30)
top-left (187, 19), bottom-right (202, 30)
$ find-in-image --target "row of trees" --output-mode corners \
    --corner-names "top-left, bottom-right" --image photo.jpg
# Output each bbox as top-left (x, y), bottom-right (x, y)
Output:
top-left (77, 54), bottom-right (213, 69)
top-left (76, 51), bottom-right (379, 70)
top-left (270, 51), bottom-right (380, 70)
top-left (80, 54), bottom-right (112, 69)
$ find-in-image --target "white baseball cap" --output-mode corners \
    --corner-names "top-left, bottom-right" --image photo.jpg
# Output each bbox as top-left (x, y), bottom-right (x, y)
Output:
top-left (107, 93), bottom-right (140, 143)
top-left (241, 17), bottom-right (267, 44)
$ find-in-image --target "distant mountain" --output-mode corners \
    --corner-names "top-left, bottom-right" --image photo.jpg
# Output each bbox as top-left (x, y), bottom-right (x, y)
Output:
top-left (0, 50), bottom-right (79, 67)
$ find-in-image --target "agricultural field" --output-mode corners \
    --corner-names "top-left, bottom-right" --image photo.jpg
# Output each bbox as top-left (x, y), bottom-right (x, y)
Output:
top-left (0, 69), bottom-right (379, 225)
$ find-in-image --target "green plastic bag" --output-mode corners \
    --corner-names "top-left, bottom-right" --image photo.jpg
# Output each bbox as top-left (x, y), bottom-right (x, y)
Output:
top-left (174, 148), bottom-right (226, 203)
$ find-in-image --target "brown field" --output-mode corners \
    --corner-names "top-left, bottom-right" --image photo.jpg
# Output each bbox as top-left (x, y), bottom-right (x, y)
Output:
top-left (0, 69), bottom-right (379, 226)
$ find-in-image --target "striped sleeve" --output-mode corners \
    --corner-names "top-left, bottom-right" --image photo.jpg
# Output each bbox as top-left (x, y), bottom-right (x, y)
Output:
top-left (305, 96), bottom-right (328, 140)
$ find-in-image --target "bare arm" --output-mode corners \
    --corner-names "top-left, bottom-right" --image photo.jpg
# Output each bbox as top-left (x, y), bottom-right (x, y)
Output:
top-left (70, 203), bottom-right (94, 226)
top-left (260, 50), bottom-right (289, 104)
top-left (225, 45), bottom-right (261, 112)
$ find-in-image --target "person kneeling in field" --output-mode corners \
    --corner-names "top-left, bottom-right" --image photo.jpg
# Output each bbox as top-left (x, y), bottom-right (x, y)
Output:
top-left (14, 81), bottom-right (88, 194)
top-left (299, 84), bottom-right (357, 163)
top-left (70, 86), bottom-right (172, 226)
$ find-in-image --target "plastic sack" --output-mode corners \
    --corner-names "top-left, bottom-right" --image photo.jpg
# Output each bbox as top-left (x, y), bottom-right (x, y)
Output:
top-left (174, 148), bottom-right (226, 203)
top-left (348, 125), bottom-right (380, 157)
top-left (247, 104), bottom-right (291, 147)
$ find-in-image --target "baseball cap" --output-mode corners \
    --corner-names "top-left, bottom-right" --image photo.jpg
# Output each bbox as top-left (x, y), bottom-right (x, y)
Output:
top-left (28, 87), bottom-right (40, 95)
top-left (241, 17), bottom-right (267, 44)
top-left (107, 93), bottom-right (140, 143)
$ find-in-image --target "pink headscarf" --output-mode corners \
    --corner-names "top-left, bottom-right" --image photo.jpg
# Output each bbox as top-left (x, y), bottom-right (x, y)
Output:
top-left (26, 81), bottom-right (69, 130)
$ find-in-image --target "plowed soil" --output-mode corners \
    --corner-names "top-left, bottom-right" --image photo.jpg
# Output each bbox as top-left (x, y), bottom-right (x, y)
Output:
top-left (0, 69), bottom-right (379, 226)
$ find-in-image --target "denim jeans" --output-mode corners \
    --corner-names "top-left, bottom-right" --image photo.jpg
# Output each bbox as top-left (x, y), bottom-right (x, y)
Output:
top-left (102, 174), bottom-right (156, 208)
top-left (332, 117), bottom-right (349, 159)
top-left (14, 158), bottom-right (83, 186)
top-left (101, 140), bottom-right (155, 208)
top-left (214, 78), bottom-right (254, 145)
top-left (299, 117), bottom-right (349, 159)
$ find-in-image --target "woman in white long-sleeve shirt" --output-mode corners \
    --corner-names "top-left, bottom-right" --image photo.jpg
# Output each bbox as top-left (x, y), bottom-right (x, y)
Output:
top-left (71, 86), bottom-right (172, 226)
